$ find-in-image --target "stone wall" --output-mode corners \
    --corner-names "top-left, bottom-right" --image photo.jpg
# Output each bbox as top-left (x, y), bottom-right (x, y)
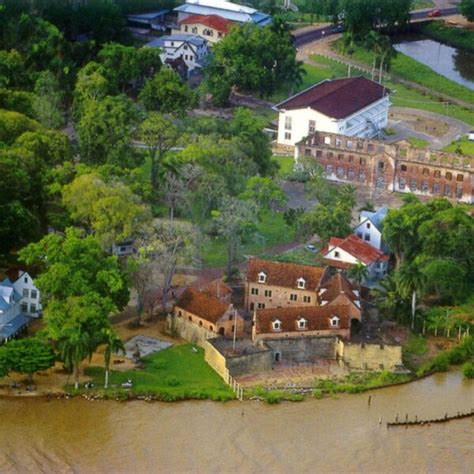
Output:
top-left (167, 314), bottom-right (214, 348)
top-left (225, 350), bottom-right (273, 377)
top-left (204, 340), bottom-right (228, 379)
top-left (265, 336), bottom-right (338, 364)
top-left (338, 340), bottom-right (403, 371)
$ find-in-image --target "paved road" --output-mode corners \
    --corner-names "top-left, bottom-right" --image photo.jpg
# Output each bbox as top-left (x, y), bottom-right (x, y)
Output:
top-left (293, 6), bottom-right (459, 47)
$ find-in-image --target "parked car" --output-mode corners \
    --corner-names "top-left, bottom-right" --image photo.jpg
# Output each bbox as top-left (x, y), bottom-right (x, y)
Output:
top-left (468, 131), bottom-right (474, 142)
top-left (427, 9), bottom-right (442, 17)
top-left (305, 244), bottom-right (318, 253)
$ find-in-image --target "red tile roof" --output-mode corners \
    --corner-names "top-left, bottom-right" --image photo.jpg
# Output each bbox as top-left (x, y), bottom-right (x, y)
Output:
top-left (277, 77), bottom-right (390, 119)
top-left (201, 279), bottom-right (233, 298)
top-left (324, 234), bottom-right (388, 266)
top-left (179, 14), bottom-right (232, 33)
top-left (254, 304), bottom-right (350, 335)
top-left (175, 287), bottom-right (230, 324)
top-left (319, 273), bottom-right (358, 305)
top-left (246, 257), bottom-right (326, 291)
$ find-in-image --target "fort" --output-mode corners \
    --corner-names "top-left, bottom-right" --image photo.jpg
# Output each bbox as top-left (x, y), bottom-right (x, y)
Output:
top-left (295, 132), bottom-right (474, 203)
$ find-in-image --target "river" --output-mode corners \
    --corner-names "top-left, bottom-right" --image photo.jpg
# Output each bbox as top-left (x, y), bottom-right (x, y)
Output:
top-left (394, 38), bottom-right (474, 90)
top-left (0, 371), bottom-right (472, 473)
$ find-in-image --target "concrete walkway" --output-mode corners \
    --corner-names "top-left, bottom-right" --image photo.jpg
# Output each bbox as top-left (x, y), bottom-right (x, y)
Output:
top-left (387, 106), bottom-right (471, 149)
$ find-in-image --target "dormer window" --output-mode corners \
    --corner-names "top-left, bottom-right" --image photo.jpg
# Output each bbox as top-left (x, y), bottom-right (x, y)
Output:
top-left (272, 320), bottom-right (282, 332)
top-left (297, 318), bottom-right (307, 330)
top-left (330, 316), bottom-right (340, 328)
top-left (258, 272), bottom-right (267, 283)
top-left (296, 277), bottom-right (306, 289)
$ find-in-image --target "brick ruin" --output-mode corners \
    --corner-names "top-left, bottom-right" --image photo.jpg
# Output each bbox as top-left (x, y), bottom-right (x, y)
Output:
top-left (295, 132), bottom-right (473, 203)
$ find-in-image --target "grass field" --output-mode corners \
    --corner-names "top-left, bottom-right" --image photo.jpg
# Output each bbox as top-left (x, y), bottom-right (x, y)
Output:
top-left (202, 211), bottom-right (296, 267)
top-left (443, 136), bottom-right (474, 155)
top-left (83, 344), bottom-right (235, 401)
top-left (406, 137), bottom-right (430, 148)
top-left (420, 22), bottom-right (474, 52)
top-left (274, 155), bottom-right (295, 177)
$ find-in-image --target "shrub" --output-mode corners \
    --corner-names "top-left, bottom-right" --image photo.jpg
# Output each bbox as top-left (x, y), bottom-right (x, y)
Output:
top-left (462, 362), bottom-right (474, 379)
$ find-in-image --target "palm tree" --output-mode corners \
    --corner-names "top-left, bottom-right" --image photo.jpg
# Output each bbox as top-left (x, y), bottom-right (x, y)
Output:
top-left (348, 261), bottom-right (369, 297)
top-left (340, 184), bottom-right (357, 210)
top-left (371, 273), bottom-right (409, 324)
top-left (102, 328), bottom-right (125, 389)
top-left (399, 263), bottom-right (426, 331)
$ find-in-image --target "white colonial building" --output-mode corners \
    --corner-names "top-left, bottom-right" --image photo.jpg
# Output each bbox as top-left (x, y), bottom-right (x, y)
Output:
top-left (275, 77), bottom-right (391, 148)
top-left (353, 207), bottom-right (388, 252)
top-left (146, 34), bottom-right (210, 78)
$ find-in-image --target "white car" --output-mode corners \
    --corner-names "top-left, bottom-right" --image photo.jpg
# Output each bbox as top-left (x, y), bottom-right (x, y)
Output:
top-left (305, 244), bottom-right (318, 253)
top-left (468, 131), bottom-right (474, 142)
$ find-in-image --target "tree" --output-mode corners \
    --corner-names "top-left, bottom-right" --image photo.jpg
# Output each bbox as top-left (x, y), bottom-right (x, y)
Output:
top-left (137, 220), bottom-right (200, 312)
top-left (19, 227), bottom-right (130, 310)
top-left (213, 197), bottom-right (258, 278)
top-left (0, 49), bottom-right (26, 88)
top-left (240, 176), bottom-right (287, 213)
top-left (139, 112), bottom-right (179, 190)
top-left (3, 337), bottom-right (55, 386)
top-left (33, 70), bottom-right (64, 128)
top-left (139, 69), bottom-right (196, 115)
top-left (422, 258), bottom-right (467, 304)
top-left (76, 94), bottom-right (141, 166)
top-left (0, 109), bottom-right (39, 145)
top-left (348, 261), bottom-right (368, 296)
top-left (399, 262), bottom-right (426, 330)
top-left (62, 173), bottom-right (151, 250)
top-left (460, 0), bottom-right (474, 21)
top-left (101, 327), bottom-right (124, 389)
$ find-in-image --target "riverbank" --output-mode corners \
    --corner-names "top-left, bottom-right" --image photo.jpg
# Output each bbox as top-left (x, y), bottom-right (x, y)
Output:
top-left (419, 21), bottom-right (474, 52)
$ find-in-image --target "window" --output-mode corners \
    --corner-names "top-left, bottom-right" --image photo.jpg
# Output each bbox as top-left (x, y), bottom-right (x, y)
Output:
top-left (348, 155), bottom-right (354, 162)
top-left (290, 294), bottom-right (297, 301)
top-left (330, 316), bottom-right (339, 328)
top-left (378, 161), bottom-right (385, 170)
top-left (368, 144), bottom-right (374, 152)
top-left (188, 316), bottom-right (192, 321)
top-left (251, 287), bottom-right (259, 295)
top-left (23, 289), bottom-right (28, 298)
top-left (457, 174), bottom-right (464, 182)
top-left (284, 132), bottom-right (291, 140)
top-left (357, 232), bottom-right (362, 239)
top-left (338, 154), bottom-right (344, 160)
top-left (308, 120), bottom-right (316, 133)
top-left (423, 168), bottom-right (430, 176)
top-left (218, 32), bottom-right (223, 38)
top-left (324, 136), bottom-right (331, 145)
top-left (305, 148), bottom-right (312, 157)
top-left (410, 179), bottom-right (417, 191)
top-left (210, 325), bottom-right (214, 332)
top-left (325, 164), bottom-right (333, 175)
top-left (399, 177), bottom-right (406, 190)
top-left (257, 302), bottom-right (265, 309)
top-left (184, 45), bottom-right (188, 50)
top-left (434, 170), bottom-right (441, 178)
top-left (360, 157), bottom-right (366, 165)
top-left (401, 164), bottom-right (407, 172)
top-left (444, 184), bottom-right (451, 196)
top-left (346, 140), bottom-right (353, 149)
top-left (229, 314), bottom-right (234, 321)
top-left (335, 138), bottom-right (342, 147)
top-left (31, 290), bottom-right (37, 299)
top-left (264, 290), bottom-right (272, 297)
top-left (433, 183), bottom-right (440, 194)
top-left (336, 166), bottom-right (344, 178)
top-left (20, 302), bottom-right (28, 312)
top-left (357, 141), bottom-right (363, 149)
top-left (316, 150), bottom-right (322, 158)
top-left (190, 55), bottom-right (194, 61)
top-left (184, 55), bottom-right (188, 60)
top-left (30, 303), bottom-right (36, 313)
top-left (272, 320), bottom-right (282, 331)
top-left (334, 251), bottom-right (340, 258)
top-left (297, 319), bottom-right (307, 330)
top-left (24, 277), bottom-right (28, 283)
top-left (258, 272), bottom-right (266, 283)
top-left (364, 233), bottom-right (370, 241)
top-left (445, 172), bottom-right (452, 181)
top-left (184, 25), bottom-right (188, 32)
top-left (285, 116), bottom-right (292, 130)
top-left (192, 27), bottom-right (197, 34)
top-left (366, 222), bottom-right (371, 229)
top-left (328, 152), bottom-right (334, 159)
top-left (358, 170), bottom-right (366, 182)
top-left (297, 278), bottom-right (306, 289)
top-left (303, 296), bottom-right (311, 303)
top-left (199, 321), bottom-right (203, 327)
top-left (348, 168), bottom-right (354, 180)
top-left (250, 303), bottom-right (254, 311)
top-left (274, 351), bottom-right (281, 362)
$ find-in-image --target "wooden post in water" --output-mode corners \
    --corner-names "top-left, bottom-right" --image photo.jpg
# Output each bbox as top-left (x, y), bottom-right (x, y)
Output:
top-left (368, 395), bottom-right (372, 406)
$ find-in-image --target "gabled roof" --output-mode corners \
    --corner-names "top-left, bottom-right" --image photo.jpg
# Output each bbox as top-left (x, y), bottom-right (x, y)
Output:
top-left (179, 14), bottom-right (232, 32)
top-left (359, 207), bottom-right (388, 230)
top-left (246, 257), bottom-right (326, 291)
top-left (276, 77), bottom-right (390, 120)
top-left (146, 34), bottom-right (207, 48)
top-left (175, 287), bottom-right (230, 324)
top-left (319, 273), bottom-right (358, 306)
top-left (254, 305), bottom-right (350, 335)
top-left (324, 235), bottom-right (388, 265)
top-left (127, 10), bottom-right (169, 22)
top-left (201, 279), bottom-right (233, 299)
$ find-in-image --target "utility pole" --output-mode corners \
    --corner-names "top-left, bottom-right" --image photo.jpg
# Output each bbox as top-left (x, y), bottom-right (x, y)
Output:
top-left (232, 309), bottom-right (237, 351)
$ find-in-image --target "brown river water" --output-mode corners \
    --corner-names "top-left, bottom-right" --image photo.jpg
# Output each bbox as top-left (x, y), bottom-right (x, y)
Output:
top-left (0, 371), bottom-right (472, 473)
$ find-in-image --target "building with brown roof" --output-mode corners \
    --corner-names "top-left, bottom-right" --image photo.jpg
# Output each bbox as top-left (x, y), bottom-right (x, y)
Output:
top-left (275, 77), bottom-right (390, 148)
top-left (173, 14), bottom-right (232, 43)
top-left (322, 235), bottom-right (389, 281)
top-left (201, 278), bottom-right (233, 304)
top-left (244, 257), bottom-right (327, 313)
top-left (319, 273), bottom-right (361, 321)
top-left (296, 131), bottom-right (474, 203)
top-left (252, 305), bottom-right (351, 343)
top-left (174, 287), bottom-right (243, 338)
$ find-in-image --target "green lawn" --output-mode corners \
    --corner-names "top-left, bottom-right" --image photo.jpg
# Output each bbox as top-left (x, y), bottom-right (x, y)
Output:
top-left (334, 41), bottom-right (474, 107)
top-left (274, 155), bottom-right (295, 177)
top-left (407, 137), bottom-right (430, 148)
top-left (301, 53), bottom-right (474, 127)
top-left (443, 136), bottom-right (474, 155)
top-left (202, 211), bottom-right (296, 268)
top-left (420, 22), bottom-right (474, 52)
top-left (82, 344), bottom-right (235, 401)
top-left (412, 0), bottom-right (434, 9)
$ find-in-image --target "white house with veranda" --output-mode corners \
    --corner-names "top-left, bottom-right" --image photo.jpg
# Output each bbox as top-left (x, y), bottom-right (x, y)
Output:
top-left (353, 207), bottom-right (388, 252)
top-left (275, 77), bottom-right (391, 148)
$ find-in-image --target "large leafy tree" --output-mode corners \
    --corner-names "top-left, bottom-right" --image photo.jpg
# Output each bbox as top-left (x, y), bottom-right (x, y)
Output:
top-left (62, 173), bottom-right (151, 250)
top-left (460, 0), bottom-right (474, 21)
top-left (398, 262), bottom-right (426, 330)
top-left (240, 176), bottom-right (287, 213)
top-left (33, 70), bottom-right (64, 128)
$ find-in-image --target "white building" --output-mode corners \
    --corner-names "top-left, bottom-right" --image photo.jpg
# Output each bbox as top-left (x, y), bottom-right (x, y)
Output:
top-left (146, 34), bottom-right (210, 78)
top-left (353, 207), bottom-right (388, 252)
top-left (1, 270), bottom-right (42, 317)
top-left (275, 77), bottom-right (391, 148)
top-left (172, 14), bottom-right (233, 43)
top-left (322, 235), bottom-right (389, 282)
top-left (174, 0), bottom-right (272, 26)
